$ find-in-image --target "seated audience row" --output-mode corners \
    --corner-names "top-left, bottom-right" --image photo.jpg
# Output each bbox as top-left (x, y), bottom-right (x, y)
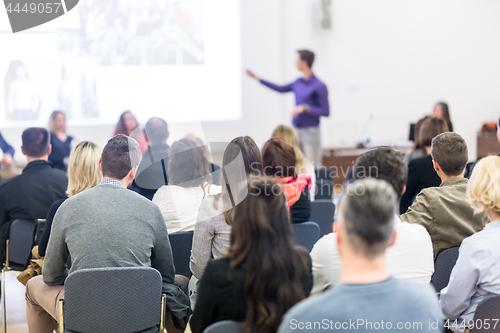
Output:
top-left (1, 116), bottom-right (497, 333)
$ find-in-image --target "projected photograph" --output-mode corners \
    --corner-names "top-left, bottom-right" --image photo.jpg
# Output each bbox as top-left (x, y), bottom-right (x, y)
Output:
top-left (57, 0), bottom-right (206, 66)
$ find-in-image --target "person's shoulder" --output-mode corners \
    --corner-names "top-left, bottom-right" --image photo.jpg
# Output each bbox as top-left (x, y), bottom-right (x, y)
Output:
top-left (396, 220), bottom-right (431, 239)
top-left (311, 233), bottom-right (336, 255)
top-left (284, 288), bottom-right (337, 320)
top-left (0, 173), bottom-right (21, 189)
top-left (391, 278), bottom-right (437, 303)
top-left (49, 168), bottom-right (68, 179)
top-left (409, 155), bottom-right (431, 168)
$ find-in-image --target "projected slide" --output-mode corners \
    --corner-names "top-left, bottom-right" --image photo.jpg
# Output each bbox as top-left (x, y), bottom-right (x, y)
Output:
top-left (0, 0), bottom-right (241, 127)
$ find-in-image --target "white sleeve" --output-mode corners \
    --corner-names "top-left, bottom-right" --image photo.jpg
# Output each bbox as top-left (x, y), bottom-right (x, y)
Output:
top-left (310, 234), bottom-right (341, 295)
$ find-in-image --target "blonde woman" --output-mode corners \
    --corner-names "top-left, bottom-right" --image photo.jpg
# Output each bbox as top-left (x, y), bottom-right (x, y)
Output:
top-left (440, 156), bottom-right (500, 333)
top-left (38, 141), bottom-right (102, 256)
top-left (272, 124), bottom-right (316, 200)
top-left (48, 111), bottom-right (75, 171)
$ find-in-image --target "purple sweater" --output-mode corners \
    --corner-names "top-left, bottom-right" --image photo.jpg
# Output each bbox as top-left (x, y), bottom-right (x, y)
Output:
top-left (260, 74), bottom-right (329, 128)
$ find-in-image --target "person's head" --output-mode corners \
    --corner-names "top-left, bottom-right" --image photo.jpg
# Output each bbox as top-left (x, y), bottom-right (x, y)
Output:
top-left (432, 102), bottom-right (451, 124)
top-left (431, 132), bottom-right (468, 178)
top-left (353, 147), bottom-right (407, 200)
top-left (168, 138), bottom-right (211, 188)
top-left (67, 141), bottom-right (102, 197)
top-left (48, 111), bottom-right (66, 134)
top-left (296, 49), bottom-right (315, 71)
top-left (336, 179), bottom-right (397, 261)
top-left (184, 134), bottom-right (207, 155)
top-left (468, 156), bottom-right (500, 220)
top-left (262, 138), bottom-right (297, 179)
top-left (271, 125), bottom-right (308, 170)
top-left (21, 127), bottom-right (51, 160)
top-left (99, 134), bottom-right (141, 187)
top-left (418, 117), bottom-right (449, 148)
top-left (215, 136), bottom-right (263, 225)
top-left (144, 117), bottom-right (168, 146)
top-left (412, 116), bottom-right (431, 149)
top-left (227, 177), bottom-right (308, 333)
top-left (115, 111), bottom-right (139, 135)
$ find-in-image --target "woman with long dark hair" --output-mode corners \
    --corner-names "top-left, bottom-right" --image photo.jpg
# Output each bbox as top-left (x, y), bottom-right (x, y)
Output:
top-left (113, 110), bottom-right (146, 152)
top-left (433, 102), bottom-right (453, 132)
top-left (189, 136), bottom-right (263, 307)
top-left (189, 178), bottom-right (313, 333)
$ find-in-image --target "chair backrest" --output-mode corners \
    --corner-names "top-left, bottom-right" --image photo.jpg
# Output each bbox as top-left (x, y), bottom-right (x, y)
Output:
top-left (204, 320), bottom-right (244, 333)
top-left (430, 246), bottom-right (460, 293)
top-left (8, 219), bottom-right (36, 270)
top-left (469, 294), bottom-right (500, 333)
top-left (64, 267), bottom-right (162, 333)
top-left (315, 167), bottom-right (333, 200)
top-left (168, 231), bottom-right (194, 277)
top-left (293, 222), bottom-right (320, 252)
top-left (310, 200), bottom-right (335, 238)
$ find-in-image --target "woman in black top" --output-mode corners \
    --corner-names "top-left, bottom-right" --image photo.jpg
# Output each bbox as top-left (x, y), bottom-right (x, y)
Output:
top-left (433, 102), bottom-right (453, 132)
top-left (48, 111), bottom-right (74, 171)
top-left (189, 178), bottom-right (313, 333)
top-left (261, 137), bottom-right (312, 223)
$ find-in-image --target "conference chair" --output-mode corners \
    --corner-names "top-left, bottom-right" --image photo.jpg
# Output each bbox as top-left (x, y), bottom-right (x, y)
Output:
top-left (466, 294), bottom-right (500, 333)
top-left (57, 267), bottom-right (166, 333)
top-left (310, 199), bottom-right (335, 238)
top-left (168, 231), bottom-right (194, 278)
top-left (204, 320), bottom-right (247, 333)
top-left (430, 246), bottom-right (460, 293)
top-left (314, 167), bottom-right (333, 200)
top-left (293, 222), bottom-right (320, 252)
top-left (1, 219), bottom-right (39, 333)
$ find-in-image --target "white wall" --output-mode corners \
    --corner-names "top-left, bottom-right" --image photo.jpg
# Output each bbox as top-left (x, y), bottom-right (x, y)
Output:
top-left (279, 0), bottom-right (500, 158)
top-left (3, 0), bottom-right (500, 162)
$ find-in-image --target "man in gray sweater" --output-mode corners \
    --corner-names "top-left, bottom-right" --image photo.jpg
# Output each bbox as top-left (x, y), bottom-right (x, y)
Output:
top-left (25, 135), bottom-right (190, 333)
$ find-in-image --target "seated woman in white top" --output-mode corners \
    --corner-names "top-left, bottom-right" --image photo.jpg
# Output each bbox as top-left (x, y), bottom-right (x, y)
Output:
top-left (440, 156), bottom-right (500, 333)
top-left (272, 125), bottom-right (316, 200)
top-left (153, 138), bottom-right (221, 233)
top-left (189, 136), bottom-right (263, 308)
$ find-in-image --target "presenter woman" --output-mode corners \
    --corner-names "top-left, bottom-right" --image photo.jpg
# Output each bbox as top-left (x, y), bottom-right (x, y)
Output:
top-left (247, 49), bottom-right (329, 166)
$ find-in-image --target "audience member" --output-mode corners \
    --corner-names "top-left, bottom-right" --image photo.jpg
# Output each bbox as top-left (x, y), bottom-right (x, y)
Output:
top-left (47, 111), bottom-right (75, 172)
top-left (189, 178), bottom-right (313, 333)
top-left (405, 116), bottom-right (431, 164)
top-left (189, 136), bottom-right (263, 308)
top-left (185, 134), bottom-right (221, 185)
top-left (153, 138), bottom-right (221, 233)
top-left (433, 102), bottom-right (453, 132)
top-left (0, 128), bottom-right (67, 261)
top-left (278, 179), bottom-right (442, 333)
top-left (272, 124), bottom-right (316, 200)
top-left (400, 117), bottom-right (448, 213)
top-left (310, 147), bottom-right (434, 294)
top-left (401, 132), bottom-right (490, 258)
top-left (131, 117), bottom-right (170, 200)
top-left (0, 131), bottom-right (15, 166)
top-left (113, 110), bottom-right (147, 152)
top-left (262, 138), bottom-right (311, 223)
top-left (38, 141), bottom-right (102, 257)
top-left (440, 156), bottom-right (500, 333)
top-left (25, 135), bottom-right (190, 332)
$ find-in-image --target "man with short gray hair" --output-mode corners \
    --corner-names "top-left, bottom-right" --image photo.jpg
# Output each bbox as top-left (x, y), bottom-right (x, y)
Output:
top-left (401, 132), bottom-right (490, 258)
top-left (278, 179), bottom-right (442, 333)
